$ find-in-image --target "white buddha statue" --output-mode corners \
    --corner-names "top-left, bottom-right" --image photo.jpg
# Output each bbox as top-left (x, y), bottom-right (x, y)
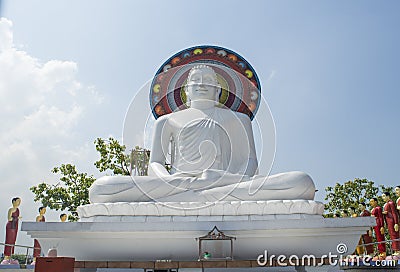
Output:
top-left (89, 65), bottom-right (315, 203)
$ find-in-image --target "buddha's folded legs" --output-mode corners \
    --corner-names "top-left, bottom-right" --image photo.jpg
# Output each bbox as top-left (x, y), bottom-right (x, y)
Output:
top-left (89, 171), bottom-right (315, 203)
top-left (199, 171), bottom-right (315, 201)
top-left (156, 171), bottom-right (315, 202)
top-left (89, 175), bottom-right (195, 203)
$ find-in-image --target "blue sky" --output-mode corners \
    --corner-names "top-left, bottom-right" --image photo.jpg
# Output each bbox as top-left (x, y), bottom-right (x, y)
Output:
top-left (0, 0), bottom-right (399, 247)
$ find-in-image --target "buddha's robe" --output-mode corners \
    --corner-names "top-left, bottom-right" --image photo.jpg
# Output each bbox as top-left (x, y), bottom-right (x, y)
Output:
top-left (89, 108), bottom-right (315, 203)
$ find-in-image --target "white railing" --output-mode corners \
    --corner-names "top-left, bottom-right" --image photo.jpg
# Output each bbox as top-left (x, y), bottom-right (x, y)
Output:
top-left (0, 242), bottom-right (39, 265)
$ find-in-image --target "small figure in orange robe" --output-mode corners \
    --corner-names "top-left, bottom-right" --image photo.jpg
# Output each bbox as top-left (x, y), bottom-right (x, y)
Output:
top-left (370, 198), bottom-right (386, 258)
top-left (359, 202), bottom-right (374, 255)
top-left (32, 207), bottom-right (46, 265)
top-left (1, 197), bottom-right (22, 265)
top-left (382, 192), bottom-right (400, 255)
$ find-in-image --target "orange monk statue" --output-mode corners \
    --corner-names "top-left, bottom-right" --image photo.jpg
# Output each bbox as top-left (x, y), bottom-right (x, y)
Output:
top-left (1, 197), bottom-right (21, 265)
top-left (31, 206), bottom-right (46, 265)
top-left (370, 197), bottom-right (386, 259)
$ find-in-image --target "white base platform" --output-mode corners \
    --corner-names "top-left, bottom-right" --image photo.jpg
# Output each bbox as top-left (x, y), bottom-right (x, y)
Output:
top-left (77, 200), bottom-right (325, 221)
top-left (22, 217), bottom-right (375, 261)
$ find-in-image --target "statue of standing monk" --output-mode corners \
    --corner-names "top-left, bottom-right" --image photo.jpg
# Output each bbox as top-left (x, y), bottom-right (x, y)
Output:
top-left (382, 192), bottom-right (400, 256)
top-left (370, 198), bottom-right (386, 259)
top-left (1, 197), bottom-right (21, 265)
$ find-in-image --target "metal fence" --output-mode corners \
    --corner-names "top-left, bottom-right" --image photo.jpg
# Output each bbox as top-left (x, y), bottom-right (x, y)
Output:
top-left (359, 237), bottom-right (400, 256)
top-left (0, 242), bottom-right (38, 265)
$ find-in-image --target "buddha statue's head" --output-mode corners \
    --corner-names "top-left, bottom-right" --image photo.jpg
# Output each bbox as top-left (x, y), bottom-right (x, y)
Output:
top-left (185, 65), bottom-right (221, 105)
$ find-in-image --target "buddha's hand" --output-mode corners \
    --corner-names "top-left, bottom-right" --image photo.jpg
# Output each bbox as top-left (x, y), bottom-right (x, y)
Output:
top-left (164, 172), bottom-right (199, 185)
top-left (198, 169), bottom-right (251, 183)
top-left (200, 169), bottom-right (224, 180)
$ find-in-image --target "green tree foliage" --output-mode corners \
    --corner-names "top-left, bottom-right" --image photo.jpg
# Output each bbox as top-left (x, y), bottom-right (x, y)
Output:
top-left (30, 137), bottom-right (136, 221)
top-left (94, 137), bottom-right (131, 175)
top-left (30, 164), bottom-right (95, 221)
top-left (12, 254), bottom-right (32, 265)
top-left (0, 254), bottom-right (32, 264)
top-left (324, 178), bottom-right (394, 217)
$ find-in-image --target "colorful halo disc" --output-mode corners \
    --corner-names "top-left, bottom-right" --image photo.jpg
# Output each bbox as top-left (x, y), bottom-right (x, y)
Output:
top-left (150, 45), bottom-right (261, 120)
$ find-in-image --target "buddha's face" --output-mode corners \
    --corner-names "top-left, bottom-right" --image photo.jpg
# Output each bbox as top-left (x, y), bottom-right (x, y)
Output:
top-left (186, 67), bottom-right (219, 102)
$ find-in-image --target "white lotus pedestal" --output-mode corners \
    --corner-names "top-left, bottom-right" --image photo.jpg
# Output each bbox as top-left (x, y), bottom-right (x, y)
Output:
top-left (22, 200), bottom-right (375, 264)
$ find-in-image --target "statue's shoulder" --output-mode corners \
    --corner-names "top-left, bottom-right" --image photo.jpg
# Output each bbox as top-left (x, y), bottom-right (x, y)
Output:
top-left (232, 110), bottom-right (252, 124)
top-left (154, 109), bottom-right (192, 128)
top-left (154, 112), bottom-right (174, 124)
top-left (216, 107), bottom-right (249, 119)
top-left (234, 110), bottom-right (250, 119)
top-left (215, 108), bottom-right (251, 125)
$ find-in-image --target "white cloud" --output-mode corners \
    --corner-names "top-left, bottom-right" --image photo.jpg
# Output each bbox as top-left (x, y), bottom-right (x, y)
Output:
top-left (0, 17), bottom-right (104, 247)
